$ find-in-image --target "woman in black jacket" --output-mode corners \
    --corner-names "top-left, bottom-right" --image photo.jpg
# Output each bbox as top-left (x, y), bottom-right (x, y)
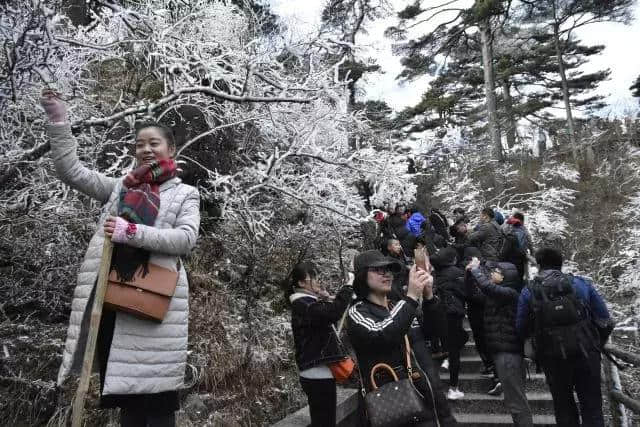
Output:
top-left (347, 250), bottom-right (458, 427)
top-left (288, 262), bottom-right (353, 427)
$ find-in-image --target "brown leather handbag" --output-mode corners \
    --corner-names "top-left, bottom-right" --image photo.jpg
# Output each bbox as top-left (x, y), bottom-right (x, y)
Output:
top-left (104, 263), bottom-right (179, 322)
top-left (362, 336), bottom-right (429, 427)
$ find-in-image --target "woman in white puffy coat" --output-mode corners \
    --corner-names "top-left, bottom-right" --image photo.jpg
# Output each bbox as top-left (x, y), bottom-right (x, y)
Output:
top-left (41, 90), bottom-right (200, 427)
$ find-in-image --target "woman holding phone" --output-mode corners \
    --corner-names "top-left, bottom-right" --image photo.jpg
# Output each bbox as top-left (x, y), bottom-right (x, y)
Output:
top-left (288, 262), bottom-right (354, 426)
top-left (347, 250), bottom-right (458, 426)
top-left (41, 89), bottom-right (200, 427)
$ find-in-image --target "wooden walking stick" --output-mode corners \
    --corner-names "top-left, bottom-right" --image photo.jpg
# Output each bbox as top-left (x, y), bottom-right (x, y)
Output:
top-left (71, 238), bottom-right (113, 427)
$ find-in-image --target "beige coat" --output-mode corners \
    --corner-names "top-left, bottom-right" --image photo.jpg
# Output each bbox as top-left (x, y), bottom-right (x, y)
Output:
top-left (48, 124), bottom-right (200, 395)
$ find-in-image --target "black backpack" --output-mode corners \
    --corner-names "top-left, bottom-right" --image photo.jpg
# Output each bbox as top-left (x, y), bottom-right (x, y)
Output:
top-left (529, 273), bottom-right (597, 360)
top-left (428, 209), bottom-right (449, 242)
top-left (499, 226), bottom-right (525, 259)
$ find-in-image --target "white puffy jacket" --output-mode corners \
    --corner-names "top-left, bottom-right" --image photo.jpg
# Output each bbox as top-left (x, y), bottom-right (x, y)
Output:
top-left (47, 123), bottom-right (200, 395)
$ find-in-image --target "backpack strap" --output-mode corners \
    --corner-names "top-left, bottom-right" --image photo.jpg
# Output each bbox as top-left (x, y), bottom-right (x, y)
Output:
top-left (527, 277), bottom-right (545, 338)
top-left (565, 274), bottom-right (591, 317)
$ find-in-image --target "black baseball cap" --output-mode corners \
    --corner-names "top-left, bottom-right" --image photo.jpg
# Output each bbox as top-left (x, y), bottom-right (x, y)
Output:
top-left (354, 250), bottom-right (402, 274)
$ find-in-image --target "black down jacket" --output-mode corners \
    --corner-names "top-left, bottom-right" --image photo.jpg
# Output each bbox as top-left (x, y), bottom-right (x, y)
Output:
top-left (469, 261), bottom-right (523, 354)
top-left (290, 286), bottom-right (353, 371)
top-left (431, 247), bottom-right (467, 318)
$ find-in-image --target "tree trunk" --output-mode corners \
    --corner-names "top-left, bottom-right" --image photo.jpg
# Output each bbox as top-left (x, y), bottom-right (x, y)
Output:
top-left (537, 127), bottom-right (547, 156)
top-left (502, 79), bottom-right (517, 149)
top-left (552, 8), bottom-right (578, 163)
top-left (347, 81), bottom-right (358, 149)
top-left (479, 19), bottom-right (503, 161)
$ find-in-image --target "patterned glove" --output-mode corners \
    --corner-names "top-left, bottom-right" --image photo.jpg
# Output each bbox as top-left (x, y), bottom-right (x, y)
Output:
top-left (111, 217), bottom-right (137, 243)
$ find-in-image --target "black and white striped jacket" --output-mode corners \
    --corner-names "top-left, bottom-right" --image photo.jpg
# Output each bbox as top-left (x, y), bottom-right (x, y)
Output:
top-left (347, 296), bottom-right (419, 390)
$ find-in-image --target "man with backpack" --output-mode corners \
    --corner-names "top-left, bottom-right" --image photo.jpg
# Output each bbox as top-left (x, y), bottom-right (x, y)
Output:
top-left (516, 247), bottom-right (613, 427)
top-left (500, 212), bottom-right (531, 280)
top-left (504, 212), bottom-right (534, 255)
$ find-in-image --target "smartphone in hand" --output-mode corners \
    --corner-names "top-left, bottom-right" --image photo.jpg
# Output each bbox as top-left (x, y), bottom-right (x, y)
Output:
top-left (414, 247), bottom-right (432, 272)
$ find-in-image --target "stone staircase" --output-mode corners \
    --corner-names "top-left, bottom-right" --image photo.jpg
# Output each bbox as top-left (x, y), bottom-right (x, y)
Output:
top-left (273, 320), bottom-right (559, 426)
top-left (443, 323), bottom-right (557, 426)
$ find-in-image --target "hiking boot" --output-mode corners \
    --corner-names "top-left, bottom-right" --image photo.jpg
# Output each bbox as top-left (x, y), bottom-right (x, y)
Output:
top-left (447, 388), bottom-right (465, 400)
top-left (487, 382), bottom-right (503, 396)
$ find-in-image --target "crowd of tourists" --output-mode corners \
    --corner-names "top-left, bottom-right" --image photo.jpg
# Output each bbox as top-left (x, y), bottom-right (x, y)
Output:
top-left (288, 205), bottom-right (616, 427)
top-left (41, 89), bottom-right (615, 427)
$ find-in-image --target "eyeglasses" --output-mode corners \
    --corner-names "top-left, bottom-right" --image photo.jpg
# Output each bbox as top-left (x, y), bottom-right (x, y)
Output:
top-left (368, 266), bottom-right (394, 275)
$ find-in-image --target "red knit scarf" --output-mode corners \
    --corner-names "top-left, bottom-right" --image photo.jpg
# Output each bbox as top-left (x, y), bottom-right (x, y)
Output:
top-left (111, 159), bottom-right (177, 281)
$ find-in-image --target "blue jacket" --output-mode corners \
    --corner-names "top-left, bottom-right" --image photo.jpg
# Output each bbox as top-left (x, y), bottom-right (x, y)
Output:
top-left (516, 270), bottom-right (610, 339)
top-left (406, 212), bottom-right (426, 237)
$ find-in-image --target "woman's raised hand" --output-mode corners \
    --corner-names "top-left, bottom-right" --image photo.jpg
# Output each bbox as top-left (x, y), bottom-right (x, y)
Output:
top-left (407, 265), bottom-right (429, 301)
top-left (40, 88), bottom-right (67, 123)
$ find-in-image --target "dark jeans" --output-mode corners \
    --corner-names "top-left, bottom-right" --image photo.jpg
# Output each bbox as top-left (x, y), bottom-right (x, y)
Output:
top-left (541, 351), bottom-right (604, 427)
top-left (493, 352), bottom-right (533, 427)
top-left (300, 377), bottom-right (337, 427)
top-left (121, 409), bottom-right (176, 427)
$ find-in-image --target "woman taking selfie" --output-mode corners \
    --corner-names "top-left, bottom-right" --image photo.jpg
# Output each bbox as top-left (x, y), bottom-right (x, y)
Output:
top-left (41, 90), bottom-right (200, 427)
top-left (347, 250), bottom-right (457, 426)
top-left (288, 262), bottom-right (354, 426)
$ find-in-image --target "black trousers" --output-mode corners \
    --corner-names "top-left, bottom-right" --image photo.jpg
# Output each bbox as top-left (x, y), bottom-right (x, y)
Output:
top-left (541, 351), bottom-right (605, 427)
top-left (408, 328), bottom-right (458, 427)
top-left (120, 409), bottom-right (176, 427)
top-left (467, 305), bottom-right (491, 368)
top-left (300, 377), bottom-right (337, 427)
top-left (443, 314), bottom-right (468, 387)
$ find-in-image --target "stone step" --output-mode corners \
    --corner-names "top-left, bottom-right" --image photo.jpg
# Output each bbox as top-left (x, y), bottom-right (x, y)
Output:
top-left (454, 413), bottom-right (556, 426)
top-left (448, 391), bottom-right (554, 414)
top-left (272, 387), bottom-right (359, 427)
top-left (461, 342), bottom-right (480, 357)
top-left (441, 355), bottom-right (484, 374)
top-left (439, 372), bottom-right (548, 393)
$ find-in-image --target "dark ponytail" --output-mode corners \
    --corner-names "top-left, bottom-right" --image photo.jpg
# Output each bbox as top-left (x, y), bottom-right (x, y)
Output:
top-left (284, 262), bottom-right (318, 306)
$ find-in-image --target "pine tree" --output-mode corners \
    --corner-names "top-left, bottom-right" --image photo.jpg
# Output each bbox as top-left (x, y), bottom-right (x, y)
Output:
top-left (389, 0), bottom-right (510, 161)
top-left (519, 0), bottom-right (635, 162)
top-left (394, 18), bottom-right (612, 151)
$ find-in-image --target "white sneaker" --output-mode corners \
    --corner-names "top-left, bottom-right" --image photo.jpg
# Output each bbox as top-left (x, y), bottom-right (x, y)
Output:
top-left (441, 359), bottom-right (449, 370)
top-left (446, 388), bottom-right (464, 400)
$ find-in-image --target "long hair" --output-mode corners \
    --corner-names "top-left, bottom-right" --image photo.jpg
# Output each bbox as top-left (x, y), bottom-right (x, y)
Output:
top-left (352, 269), bottom-right (370, 301)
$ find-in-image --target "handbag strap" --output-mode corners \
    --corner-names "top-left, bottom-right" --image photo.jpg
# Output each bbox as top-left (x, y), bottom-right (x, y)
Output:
top-left (332, 303), bottom-right (350, 351)
top-left (404, 335), bottom-right (414, 377)
top-left (369, 363), bottom-right (399, 390)
top-left (336, 305), bottom-right (349, 335)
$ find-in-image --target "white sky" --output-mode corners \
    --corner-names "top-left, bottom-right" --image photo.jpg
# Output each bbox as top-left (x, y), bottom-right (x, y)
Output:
top-left (269, 0), bottom-right (640, 112)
